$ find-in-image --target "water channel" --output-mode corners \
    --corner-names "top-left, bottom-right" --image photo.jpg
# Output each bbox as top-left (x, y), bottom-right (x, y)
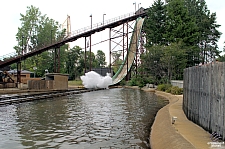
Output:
top-left (0, 88), bottom-right (168, 149)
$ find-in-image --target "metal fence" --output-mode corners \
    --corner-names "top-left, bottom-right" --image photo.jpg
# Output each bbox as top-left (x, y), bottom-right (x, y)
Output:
top-left (183, 62), bottom-right (225, 140)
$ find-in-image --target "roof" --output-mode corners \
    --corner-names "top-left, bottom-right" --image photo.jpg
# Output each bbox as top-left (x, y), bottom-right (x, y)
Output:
top-left (7, 69), bottom-right (34, 74)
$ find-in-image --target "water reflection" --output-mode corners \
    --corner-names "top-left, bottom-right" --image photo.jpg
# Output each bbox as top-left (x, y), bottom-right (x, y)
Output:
top-left (0, 88), bottom-right (168, 149)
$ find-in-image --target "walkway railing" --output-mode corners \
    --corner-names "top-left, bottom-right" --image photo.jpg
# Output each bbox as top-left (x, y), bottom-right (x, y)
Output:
top-left (69, 12), bottom-right (135, 38)
top-left (0, 52), bottom-right (18, 61)
top-left (0, 10), bottom-right (146, 65)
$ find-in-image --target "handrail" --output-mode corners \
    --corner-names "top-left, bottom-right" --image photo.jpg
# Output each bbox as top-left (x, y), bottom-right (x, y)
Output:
top-left (0, 10), bottom-right (146, 67)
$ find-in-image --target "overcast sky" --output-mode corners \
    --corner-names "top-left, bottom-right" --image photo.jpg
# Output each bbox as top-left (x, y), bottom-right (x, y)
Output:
top-left (0, 0), bottom-right (224, 60)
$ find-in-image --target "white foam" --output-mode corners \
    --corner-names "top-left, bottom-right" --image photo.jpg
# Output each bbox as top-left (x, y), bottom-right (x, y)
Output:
top-left (80, 71), bottom-right (112, 89)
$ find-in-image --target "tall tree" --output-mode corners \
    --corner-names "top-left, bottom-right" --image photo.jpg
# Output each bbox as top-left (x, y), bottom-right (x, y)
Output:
top-left (13, 5), bottom-right (67, 76)
top-left (143, 0), bottom-right (166, 47)
top-left (66, 46), bottom-right (84, 80)
top-left (184, 0), bottom-right (222, 64)
top-left (165, 0), bottom-right (199, 68)
top-left (95, 50), bottom-right (107, 67)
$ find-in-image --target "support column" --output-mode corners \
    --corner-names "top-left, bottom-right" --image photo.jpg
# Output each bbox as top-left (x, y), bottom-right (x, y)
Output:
top-left (126, 21), bottom-right (129, 81)
top-left (57, 47), bottom-right (60, 73)
top-left (54, 47), bottom-right (60, 73)
top-left (135, 19), bottom-right (138, 78)
top-left (123, 23), bottom-right (125, 61)
top-left (89, 35), bottom-right (92, 71)
top-left (109, 28), bottom-right (112, 74)
top-left (84, 37), bottom-right (87, 74)
top-left (17, 61), bottom-right (21, 86)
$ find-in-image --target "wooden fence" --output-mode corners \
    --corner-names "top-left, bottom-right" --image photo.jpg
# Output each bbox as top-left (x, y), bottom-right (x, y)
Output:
top-left (183, 62), bottom-right (225, 140)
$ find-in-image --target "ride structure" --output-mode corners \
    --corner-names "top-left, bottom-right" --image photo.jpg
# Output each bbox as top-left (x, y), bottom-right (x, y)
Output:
top-left (0, 8), bottom-right (147, 86)
top-left (111, 17), bottom-right (145, 85)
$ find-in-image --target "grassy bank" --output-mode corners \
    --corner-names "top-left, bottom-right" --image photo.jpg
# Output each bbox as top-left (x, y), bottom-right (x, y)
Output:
top-left (68, 80), bottom-right (83, 86)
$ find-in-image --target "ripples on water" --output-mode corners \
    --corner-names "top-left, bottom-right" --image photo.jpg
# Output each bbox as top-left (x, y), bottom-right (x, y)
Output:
top-left (0, 88), bottom-right (168, 149)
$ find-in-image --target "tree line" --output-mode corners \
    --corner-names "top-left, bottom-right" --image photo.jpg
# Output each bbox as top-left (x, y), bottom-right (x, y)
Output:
top-left (140, 0), bottom-right (222, 85)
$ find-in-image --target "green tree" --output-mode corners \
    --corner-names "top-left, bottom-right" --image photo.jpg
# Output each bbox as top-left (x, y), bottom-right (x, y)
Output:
top-left (66, 46), bottom-right (84, 80)
top-left (141, 0), bottom-right (221, 83)
top-left (12, 5), bottom-right (67, 77)
top-left (141, 42), bottom-right (186, 84)
top-left (95, 50), bottom-right (107, 67)
top-left (184, 0), bottom-right (222, 64)
top-left (140, 45), bottom-right (165, 84)
top-left (217, 54), bottom-right (225, 62)
top-left (160, 42), bottom-right (186, 82)
top-left (111, 51), bottom-right (123, 74)
top-left (85, 51), bottom-right (97, 70)
top-left (143, 0), bottom-right (166, 47)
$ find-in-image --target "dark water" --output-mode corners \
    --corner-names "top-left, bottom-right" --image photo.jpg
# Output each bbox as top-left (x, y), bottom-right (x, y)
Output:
top-left (0, 88), bottom-right (168, 149)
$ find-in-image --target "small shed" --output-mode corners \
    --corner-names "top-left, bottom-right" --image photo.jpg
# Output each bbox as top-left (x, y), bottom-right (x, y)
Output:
top-left (28, 73), bottom-right (68, 90)
top-left (8, 69), bottom-right (34, 84)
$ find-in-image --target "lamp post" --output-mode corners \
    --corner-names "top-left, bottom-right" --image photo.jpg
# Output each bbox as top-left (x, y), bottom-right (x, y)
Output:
top-left (89, 14), bottom-right (92, 71)
top-left (90, 14), bottom-right (92, 29)
top-left (103, 14), bottom-right (106, 25)
top-left (138, 3), bottom-right (141, 10)
top-left (133, 2), bottom-right (136, 12)
top-left (33, 67), bottom-right (37, 78)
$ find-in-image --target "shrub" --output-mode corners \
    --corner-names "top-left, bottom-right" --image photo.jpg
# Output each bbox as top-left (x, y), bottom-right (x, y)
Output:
top-left (128, 77), bottom-right (146, 88)
top-left (170, 86), bottom-right (183, 95)
top-left (128, 78), bottom-right (138, 86)
top-left (165, 87), bottom-right (171, 93)
top-left (157, 84), bottom-right (183, 95)
top-left (119, 79), bottom-right (127, 86)
top-left (157, 84), bottom-right (172, 91)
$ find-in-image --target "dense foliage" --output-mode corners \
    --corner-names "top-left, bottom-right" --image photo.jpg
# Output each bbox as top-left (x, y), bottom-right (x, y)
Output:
top-left (141, 0), bottom-right (221, 84)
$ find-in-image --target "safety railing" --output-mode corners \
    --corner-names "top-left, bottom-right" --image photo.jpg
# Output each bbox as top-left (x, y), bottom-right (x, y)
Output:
top-left (0, 11), bottom-right (145, 63)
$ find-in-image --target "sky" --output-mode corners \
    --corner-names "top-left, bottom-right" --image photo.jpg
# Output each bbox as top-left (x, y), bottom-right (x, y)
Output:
top-left (0, 0), bottom-right (224, 62)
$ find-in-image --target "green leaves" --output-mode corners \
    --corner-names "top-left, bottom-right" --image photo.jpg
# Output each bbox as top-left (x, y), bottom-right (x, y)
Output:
top-left (12, 5), bottom-right (66, 77)
top-left (95, 50), bottom-right (107, 67)
top-left (141, 0), bottom-right (221, 84)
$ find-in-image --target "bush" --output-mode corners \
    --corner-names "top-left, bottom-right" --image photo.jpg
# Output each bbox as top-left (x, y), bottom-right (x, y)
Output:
top-left (170, 86), bottom-right (183, 95)
top-left (128, 77), bottom-right (146, 88)
top-left (119, 79), bottom-right (127, 86)
top-left (157, 84), bottom-right (172, 91)
top-left (157, 84), bottom-right (183, 95)
top-left (128, 78), bottom-right (138, 86)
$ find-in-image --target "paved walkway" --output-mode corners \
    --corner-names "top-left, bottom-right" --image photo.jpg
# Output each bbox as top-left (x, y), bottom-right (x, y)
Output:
top-left (150, 91), bottom-right (214, 149)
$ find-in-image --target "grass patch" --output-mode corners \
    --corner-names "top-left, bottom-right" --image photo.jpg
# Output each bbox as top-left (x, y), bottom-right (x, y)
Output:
top-left (68, 80), bottom-right (83, 86)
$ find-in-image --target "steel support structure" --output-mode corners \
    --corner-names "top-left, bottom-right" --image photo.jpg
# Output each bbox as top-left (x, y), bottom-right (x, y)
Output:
top-left (108, 20), bottom-right (135, 81)
top-left (54, 47), bottom-right (60, 73)
top-left (109, 28), bottom-right (112, 74)
top-left (89, 35), bottom-right (92, 71)
top-left (130, 22), bottom-right (145, 78)
top-left (84, 35), bottom-right (92, 73)
top-left (84, 37), bottom-right (87, 74)
top-left (126, 22), bottom-right (130, 81)
top-left (16, 61), bottom-right (21, 86)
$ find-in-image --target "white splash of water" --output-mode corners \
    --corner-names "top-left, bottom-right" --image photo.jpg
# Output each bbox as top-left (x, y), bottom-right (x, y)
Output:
top-left (80, 71), bottom-right (112, 89)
